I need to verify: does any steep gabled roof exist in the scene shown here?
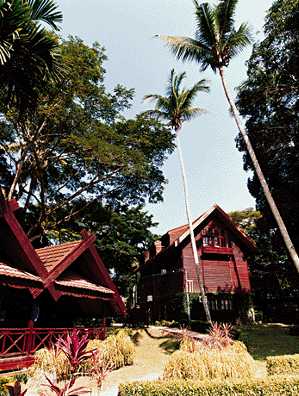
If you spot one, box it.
[36,241,82,272]
[175,204,255,251]
[0,199,126,316]
[149,204,255,263]
[0,261,42,287]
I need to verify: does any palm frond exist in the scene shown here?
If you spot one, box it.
[173,71,186,95]
[182,107,207,122]
[143,94,163,102]
[193,1,217,48]
[223,23,252,62]
[0,0,30,64]
[141,109,169,122]
[182,79,210,109]
[144,69,209,131]
[165,68,175,97]
[215,0,238,36]
[160,35,211,70]
[27,0,62,30]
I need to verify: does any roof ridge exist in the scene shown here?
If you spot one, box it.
[35,240,81,251]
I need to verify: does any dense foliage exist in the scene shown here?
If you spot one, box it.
[267,354,299,376]
[236,0,299,265]
[230,209,299,322]
[0,0,63,109]
[0,37,175,293]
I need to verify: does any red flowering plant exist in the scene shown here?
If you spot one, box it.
[202,322,233,350]
[5,381,27,396]
[41,377,89,396]
[56,329,95,374]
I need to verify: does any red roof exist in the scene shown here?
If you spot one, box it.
[36,241,81,272]
[0,262,42,285]
[55,273,114,295]
[0,199,126,316]
[164,205,255,251]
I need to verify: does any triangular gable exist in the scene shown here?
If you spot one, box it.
[35,230,126,315]
[0,199,126,316]
[175,204,255,252]
[0,200,48,284]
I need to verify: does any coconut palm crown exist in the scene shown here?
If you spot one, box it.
[160,0,252,72]
[0,0,63,108]
[144,69,209,132]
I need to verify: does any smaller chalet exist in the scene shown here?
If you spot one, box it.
[134,205,255,323]
[0,199,125,370]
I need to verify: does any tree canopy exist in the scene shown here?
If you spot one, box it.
[236,0,299,259]
[0,37,175,293]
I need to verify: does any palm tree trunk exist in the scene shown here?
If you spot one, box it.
[176,132,212,323]
[219,67,299,274]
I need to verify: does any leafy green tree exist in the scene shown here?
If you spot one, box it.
[236,0,299,267]
[144,69,212,323]
[0,0,62,109]
[0,37,174,238]
[230,208,299,321]
[159,0,299,274]
[0,37,174,292]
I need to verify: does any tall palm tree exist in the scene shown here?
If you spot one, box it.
[159,0,299,274]
[144,69,212,323]
[0,0,63,109]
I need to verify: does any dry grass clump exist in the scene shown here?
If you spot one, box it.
[100,329,135,369]
[163,343,255,381]
[163,323,255,382]
[29,347,71,381]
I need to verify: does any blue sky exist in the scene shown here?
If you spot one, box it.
[57,0,273,234]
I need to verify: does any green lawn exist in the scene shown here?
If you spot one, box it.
[239,324,299,360]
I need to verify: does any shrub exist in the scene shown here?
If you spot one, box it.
[101,329,135,369]
[118,376,299,396]
[0,377,11,396]
[163,342,254,381]
[267,354,299,376]
[29,347,71,381]
[0,374,29,396]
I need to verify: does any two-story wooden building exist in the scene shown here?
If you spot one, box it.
[135,205,255,322]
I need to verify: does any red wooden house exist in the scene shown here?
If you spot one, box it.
[0,199,125,370]
[135,205,254,323]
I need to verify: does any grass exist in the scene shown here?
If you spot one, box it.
[239,324,299,361]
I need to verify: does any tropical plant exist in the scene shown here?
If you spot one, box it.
[89,349,113,389]
[41,376,89,396]
[56,329,94,374]
[5,381,27,396]
[202,322,233,349]
[144,69,211,323]
[0,0,62,108]
[159,0,299,274]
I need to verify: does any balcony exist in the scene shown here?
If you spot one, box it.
[200,245,233,255]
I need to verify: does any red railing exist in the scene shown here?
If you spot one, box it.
[0,326,106,357]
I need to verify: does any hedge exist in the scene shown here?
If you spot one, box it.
[267,354,299,376]
[118,376,299,396]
